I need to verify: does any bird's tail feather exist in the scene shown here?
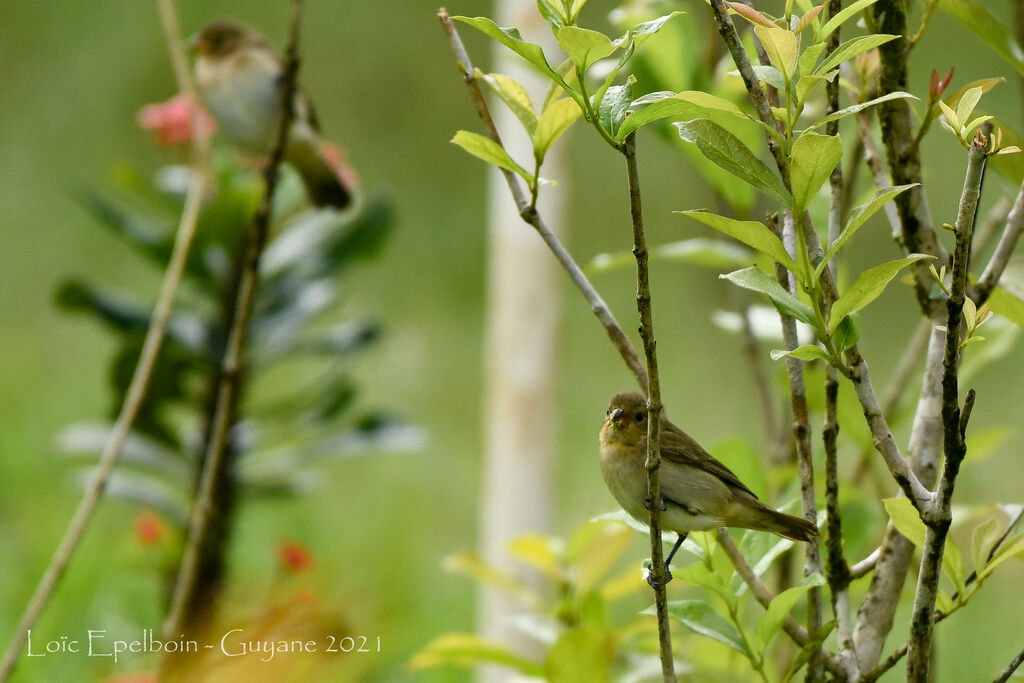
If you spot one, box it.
[286,140,351,209]
[730,500,819,542]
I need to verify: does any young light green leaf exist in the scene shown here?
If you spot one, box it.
[828,254,934,332]
[804,92,917,131]
[816,184,918,279]
[935,590,954,615]
[790,132,842,211]
[616,91,745,140]
[978,535,1024,581]
[815,34,898,76]
[883,497,964,590]
[569,0,589,21]
[409,633,544,674]
[557,26,616,72]
[939,0,1024,78]
[721,267,817,327]
[677,210,798,273]
[482,72,537,134]
[755,573,825,651]
[987,286,1024,327]
[452,130,533,183]
[537,0,567,28]
[754,25,799,80]
[798,43,826,80]
[832,311,861,351]
[956,86,984,127]
[659,600,751,657]
[971,517,1000,575]
[770,345,831,362]
[738,65,787,92]
[676,119,792,205]
[455,17,562,83]
[544,627,610,682]
[534,100,582,158]
[598,76,633,139]
[782,620,837,683]
[818,0,881,39]
[938,99,961,131]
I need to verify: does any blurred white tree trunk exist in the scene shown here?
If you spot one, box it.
[477,1,566,680]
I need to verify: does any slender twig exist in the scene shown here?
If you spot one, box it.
[623,132,675,683]
[438,9,648,391]
[871,0,950,316]
[975,178,1024,302]
[907,0,939,48]
[708,0,934,514]
[971,195,1013,260]
[717,530,846,678]
[0,2,210,680]
[906,133,987,682]
[769,214,823,679]
[864,508,1024,680]
[994,644,1024,682]
[161,0,305,645]
[849,548,880,579]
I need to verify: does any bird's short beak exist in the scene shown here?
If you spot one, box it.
[610,408,624,423]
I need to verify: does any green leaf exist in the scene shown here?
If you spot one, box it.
[455,17,563,83]
[755,573,825,652]
[798,43,826,80]
[537,1,567,29]
[804,92,917,131]
[818,0,882,40]
[978,535,1024,581]
[676,119,791,205]
[616,91,744,140]
[660,600,751,657]
[828,254,933,333]
[754,25,799,80]
[482,72,537,134]
[677,559,735,607]
[588,238,753,274]
[557,26,616,72]
[988,286,1024,327]
[451,131,533,183]
[832,311,861,352]
[790,132,842,211]
[507,534,563,580]
[721,267,817,327]
[545,626,610,683]
[817,184,918,279]
[882,497,964,590]
[409,633,543,674]
[534,97,583,159]
[677,210,797,273]
[782,620,837,683]
[738,65,787,92]
[939,0,1024,77]
[569,0,589,21]
[971,516,1000,574]
[957,86,984,127]
[814,34,899,76]
[770,344,830,362]
[599,76,634,138]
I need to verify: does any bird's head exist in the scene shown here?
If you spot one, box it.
[189,19,259,59]
[601,391,649,446]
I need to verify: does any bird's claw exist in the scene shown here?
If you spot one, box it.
[644,496,667,512]
[646,561,673,587]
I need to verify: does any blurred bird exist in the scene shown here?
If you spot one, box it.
[599,391,818,585]
[190,19,351,209]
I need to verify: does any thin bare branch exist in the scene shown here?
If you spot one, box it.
[0,1,210,679]
[161,0,305,647]
[994,645,1024,683]
[849,548,880,579]
[975,178,1024,303]
[906,133,988,682]
[438,8,648,391]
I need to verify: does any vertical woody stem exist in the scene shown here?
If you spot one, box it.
[624,132,675,683]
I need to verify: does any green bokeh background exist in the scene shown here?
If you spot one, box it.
[1,0,1022,680]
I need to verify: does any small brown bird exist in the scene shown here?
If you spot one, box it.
[190,19,351,209]
[600,391,818,584]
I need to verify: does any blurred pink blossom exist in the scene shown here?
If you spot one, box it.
[278,540,313,573]
[137,94,215,147]
[322,142,359,192]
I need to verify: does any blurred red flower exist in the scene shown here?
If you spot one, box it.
[278,541,313,573]
[134,510,166,547]
[137,93,215,147]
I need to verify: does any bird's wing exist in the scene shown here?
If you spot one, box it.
[659,422,759,499]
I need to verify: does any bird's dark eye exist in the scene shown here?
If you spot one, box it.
[636,412,644,422]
